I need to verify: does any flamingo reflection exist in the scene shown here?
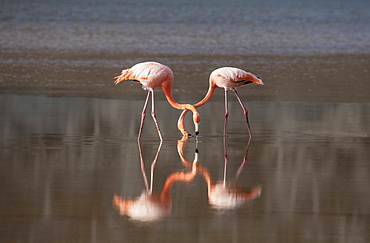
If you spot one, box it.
[113,141,198,222]
[177,137,261,209]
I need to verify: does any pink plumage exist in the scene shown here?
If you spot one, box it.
[210,67,263,89]
[114,61,200,140]
[178,66,263,137]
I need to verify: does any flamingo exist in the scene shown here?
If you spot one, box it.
[112,164,198,222]
[113,140,198,222]
[177,67,263,137]
[177,138,261,209]
[114,61,200,141]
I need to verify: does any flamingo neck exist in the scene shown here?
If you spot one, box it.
[160,171,196,204]
[198,166,215,189]
[162,83,182,109]
[194,83,217,108]
[162,82,200,123]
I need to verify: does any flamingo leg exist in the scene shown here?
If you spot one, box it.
[138,90,151,141]
[149,140,163,194]
[223,133,228,187]
[150,89,163,141]
[232,88,252,138]
[137,139,150,192]
[223,88,229,136]
[234,136,251,183]
[138,139,163,194]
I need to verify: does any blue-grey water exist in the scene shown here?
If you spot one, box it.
[1,0,370,242]
[1,0,370,55]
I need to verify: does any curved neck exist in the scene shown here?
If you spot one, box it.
[162,82,190,110]
[194,82,217,108]
[161,81,181,107]
[162,82,200,123]
[197,166,215,196]
[160,171,196,203]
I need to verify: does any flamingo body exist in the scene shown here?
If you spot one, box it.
[115,62,172,89]
[209,183,262,209]
[210,67,263,89]
[113,192,171,222]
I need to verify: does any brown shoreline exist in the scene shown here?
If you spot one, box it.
[1,49,369,103]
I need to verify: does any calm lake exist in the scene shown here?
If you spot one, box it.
[1,0,370,242]
[0,95,369,242]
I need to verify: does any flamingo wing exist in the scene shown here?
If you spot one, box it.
[211,67,263,88]
[114,62,173,89]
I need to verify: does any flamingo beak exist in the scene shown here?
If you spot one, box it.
[193,149,199,163]
[195,122,199,135]
[193,110,200,135]
[255,76,264,85]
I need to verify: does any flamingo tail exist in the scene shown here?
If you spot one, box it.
[114,69,135,85]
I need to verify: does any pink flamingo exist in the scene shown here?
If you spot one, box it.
[178,67,263,137]
[113,141,198,222]
[114,61,200,140]
[112,164,198,222]
[177,138,261,209]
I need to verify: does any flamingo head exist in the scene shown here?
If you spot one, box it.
[244,73,264,85]
[193,111,200,135]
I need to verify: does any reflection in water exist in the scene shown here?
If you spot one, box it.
[1,95,369,241]
[178,137,261,209]
[113,141,198,222]
[113,135,261,221]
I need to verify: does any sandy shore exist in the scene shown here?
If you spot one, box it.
[1,49,369,103]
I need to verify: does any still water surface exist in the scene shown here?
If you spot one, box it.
[0,95,369,242]
[1,0,370,241]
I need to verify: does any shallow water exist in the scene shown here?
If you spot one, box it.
[1,0,370,242]
[0,95,369,242]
